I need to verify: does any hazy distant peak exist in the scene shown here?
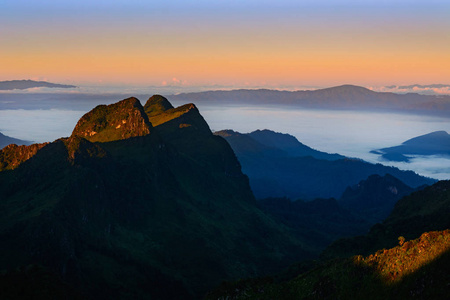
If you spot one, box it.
[144,94,174,117]
[0,79,77,90]
[403,130,449,145]
[315,84,375,95]
[374,130,450,162]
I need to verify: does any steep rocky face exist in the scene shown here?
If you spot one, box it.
[71,97,152,142]
[0,143,48,171]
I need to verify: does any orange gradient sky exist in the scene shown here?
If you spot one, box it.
[1,0,450,88]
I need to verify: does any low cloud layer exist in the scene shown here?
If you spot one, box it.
[371,84,450,95]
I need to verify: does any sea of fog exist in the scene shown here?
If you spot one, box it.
[0,95,449,180]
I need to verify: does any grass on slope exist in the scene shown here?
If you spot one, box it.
[206,230,450,300]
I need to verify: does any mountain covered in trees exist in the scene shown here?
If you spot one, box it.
[0,96,311,299]
[215,129,434,200]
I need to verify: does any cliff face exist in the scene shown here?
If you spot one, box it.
[71,97,152,143]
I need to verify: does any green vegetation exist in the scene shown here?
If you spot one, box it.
[71,97,152,143]
[206,230,450,300]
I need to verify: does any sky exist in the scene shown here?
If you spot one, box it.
[1,0,450,90]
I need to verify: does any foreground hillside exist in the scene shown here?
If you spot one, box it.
[324,180,450,259]
[206,230,450,300]
[0,96,310,299]
[207,180,450,299]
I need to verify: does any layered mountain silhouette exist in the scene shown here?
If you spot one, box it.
[0,80,76,90]
[171,85,450,117]
[372,131,450,162]
[0,131,32,149]
[0,96,311,299]
[256,173,419,255]
[215,129,435,199]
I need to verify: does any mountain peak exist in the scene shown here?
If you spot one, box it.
[317,84,375,95]
[214,129,242,137]
[144,95,174,117]
[71,97,152,143]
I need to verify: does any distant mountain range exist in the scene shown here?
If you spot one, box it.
[0,80,77,90]
[372,131,450,162]
[0,131,32,149]
[171,85,450,118]
[215,129,435,200]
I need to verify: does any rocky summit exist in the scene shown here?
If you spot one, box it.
[71,97,152,143]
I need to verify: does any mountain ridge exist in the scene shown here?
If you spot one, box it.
[170,85,450,118]
[0,131,32,149]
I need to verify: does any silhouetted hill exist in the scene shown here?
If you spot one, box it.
[216,129,435,199]
[339,174,415,223]
[0,80,77,90]
[0,96,311,299]
[373,131,450,162]
[0,131,32,149]
[171,85,450,117]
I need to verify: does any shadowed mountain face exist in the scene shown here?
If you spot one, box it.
[339,174,415,223]
[372,131,450,162]
[0,132,32,149]
[215,129,435,200]
[0,96,311,299]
